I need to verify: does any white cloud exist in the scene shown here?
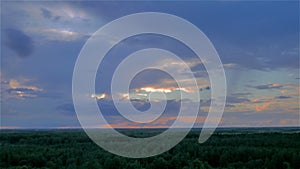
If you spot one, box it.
[2,1,102,42]
[223,63,237,68]
[37,28,89,41]
[90,93,106,100]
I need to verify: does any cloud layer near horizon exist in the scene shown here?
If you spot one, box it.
[1,1,299,129]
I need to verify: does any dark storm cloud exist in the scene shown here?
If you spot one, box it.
[4,28,34,57]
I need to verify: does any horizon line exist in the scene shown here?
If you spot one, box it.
[1,126,299,130]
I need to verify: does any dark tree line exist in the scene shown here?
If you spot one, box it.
[1,129,300,169]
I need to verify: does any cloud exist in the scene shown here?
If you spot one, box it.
[130,99,151,111]
[275,95,292,99]
[8,79,41,91]
[226,95,250,103]
[0,80,9,85]
[38,28,89,41]
[40,8,52,19]
[4,28,34,57]
[2,2,96,42]
[223,63,238,68]
[0,126,21,129]
[2,1,299,128]
[279,119,299,126]
[6,88,40,99]
[80,109,300,128]
[2,79,43,100]
[97,98,181,117]
[40,8,61,22]
[199,86,210,91]
[225,104,235,108]
[90,93,106,100]
[219,111,300,127]
[40,7,61,22]
[250,95,299,113]
[138,86,195,94]
[96,113,221,129]
[255,101,275,112]
[248,83,283,90]
[118,85,202,102]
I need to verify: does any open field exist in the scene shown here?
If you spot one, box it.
[1,127,300,169]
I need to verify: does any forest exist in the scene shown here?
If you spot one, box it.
[1,128,300,169]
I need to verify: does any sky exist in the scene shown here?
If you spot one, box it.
[1,1,299,129]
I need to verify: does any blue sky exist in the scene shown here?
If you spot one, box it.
[1,1,299,128]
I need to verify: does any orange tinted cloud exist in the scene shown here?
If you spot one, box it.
[9,79,42,92]
[99,116,177,129]
[255,101,275,112]
[56,126,81,129]
[2,79,43,100]
[100,123,170,129]
[0,126,20,129]
[279,119,299,126]
[137,86,193,93]
[152,116,176,125]
[161,78,210,91]
[272,83,281,88]
[280,89,288,94]
[98,115,215,128]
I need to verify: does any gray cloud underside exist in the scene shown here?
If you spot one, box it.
[4,28,34,58]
